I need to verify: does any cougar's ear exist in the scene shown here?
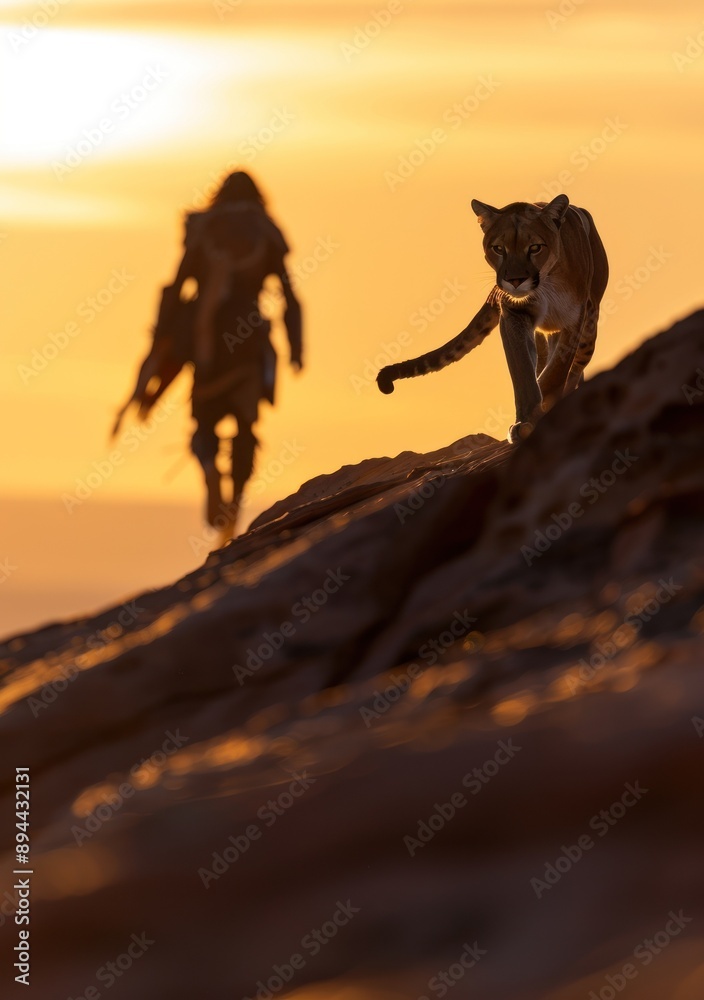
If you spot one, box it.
[541,194,570,228]
[471,199,500,232]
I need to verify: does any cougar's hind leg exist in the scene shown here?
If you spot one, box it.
[566,302,598,393]
[537,306,588,410]
[534,332,560,378]
[535,332,549,378]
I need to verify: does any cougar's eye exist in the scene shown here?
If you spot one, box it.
[529,243,545,255]
[491,245,505,255]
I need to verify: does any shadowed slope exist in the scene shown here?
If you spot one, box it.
[1,310,703,999]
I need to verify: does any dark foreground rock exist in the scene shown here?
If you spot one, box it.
[1,309,704,999]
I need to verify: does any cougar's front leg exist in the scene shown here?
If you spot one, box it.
[499,308,542,443]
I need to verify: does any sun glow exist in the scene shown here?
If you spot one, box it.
[1,1,702,632]
[0,27,288,168]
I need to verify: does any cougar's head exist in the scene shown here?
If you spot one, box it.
[471,194,570,300]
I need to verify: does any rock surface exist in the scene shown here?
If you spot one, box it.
[1,309,704,999]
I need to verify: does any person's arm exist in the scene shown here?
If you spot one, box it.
[275,258,303,371]
[156,246,198,337]
[111,337,170,438]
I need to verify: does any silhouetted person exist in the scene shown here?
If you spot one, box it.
[114,171,303,539]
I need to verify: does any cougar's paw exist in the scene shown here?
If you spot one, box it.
[508,421,535,444]
[376,367,396,394]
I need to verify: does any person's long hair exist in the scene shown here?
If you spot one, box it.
[208,170,266,210]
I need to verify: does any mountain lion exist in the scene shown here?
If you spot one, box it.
[377,194,608,442]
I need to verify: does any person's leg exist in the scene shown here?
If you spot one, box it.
[191,407,223,527]
[232,421,259,498]
[229,365,264,521]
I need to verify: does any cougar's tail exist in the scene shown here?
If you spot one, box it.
[377,293,500,394]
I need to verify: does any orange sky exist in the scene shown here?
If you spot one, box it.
[1,0,703,632]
